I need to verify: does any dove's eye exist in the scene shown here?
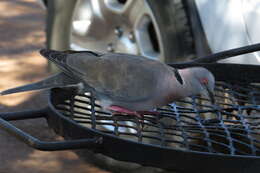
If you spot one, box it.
[173,69,183,85]
[200,78,209,85]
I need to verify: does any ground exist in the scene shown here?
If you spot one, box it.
[0,0,109,172]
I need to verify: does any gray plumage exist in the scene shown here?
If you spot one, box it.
[0,49,215,111]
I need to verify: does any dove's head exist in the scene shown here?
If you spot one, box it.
[180,67,215,104]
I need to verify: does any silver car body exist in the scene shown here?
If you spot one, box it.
[195,0,260,64]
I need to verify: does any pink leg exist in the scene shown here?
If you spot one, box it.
[107,106,160,129]
[108,105,142,118]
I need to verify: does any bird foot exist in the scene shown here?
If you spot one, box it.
[108,105,147,129]
[108,106,161,129]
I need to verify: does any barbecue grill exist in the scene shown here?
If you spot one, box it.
[1,44,260,173]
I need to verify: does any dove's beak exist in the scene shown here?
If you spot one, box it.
[203,84,215,104]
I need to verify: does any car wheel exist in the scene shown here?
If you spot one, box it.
[46,0,195,63]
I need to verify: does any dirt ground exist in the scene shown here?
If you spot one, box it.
[0,0,110,172]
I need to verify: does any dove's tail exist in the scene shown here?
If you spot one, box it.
[0,73,77,96]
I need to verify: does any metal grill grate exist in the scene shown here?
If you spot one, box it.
[54,80,260,156]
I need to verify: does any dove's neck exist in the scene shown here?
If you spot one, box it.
[178,68,203,95]
[169,68,202,97]
[178,69,190,85]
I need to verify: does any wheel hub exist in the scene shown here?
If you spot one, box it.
[70,0,163,60]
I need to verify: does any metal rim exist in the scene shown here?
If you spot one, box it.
[44,63,260,172]
[70,0,164,61]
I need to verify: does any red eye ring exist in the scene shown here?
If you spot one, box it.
[200,78,208,85]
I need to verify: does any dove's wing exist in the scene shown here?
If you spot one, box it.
[40,50,172,102]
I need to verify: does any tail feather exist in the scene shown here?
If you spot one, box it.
[0,82,49,95]
[0,73,77,96]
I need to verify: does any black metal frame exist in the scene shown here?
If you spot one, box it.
[1,43,260,172]
[0,108,102,151]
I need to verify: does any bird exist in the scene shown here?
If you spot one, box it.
[0,49,215,117]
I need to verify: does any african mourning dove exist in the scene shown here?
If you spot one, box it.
[1,49,215,115]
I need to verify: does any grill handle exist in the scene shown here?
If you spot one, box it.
[0,108,102,151]
[182,42,260,64]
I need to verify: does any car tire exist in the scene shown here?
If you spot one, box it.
[146,0,195,62]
